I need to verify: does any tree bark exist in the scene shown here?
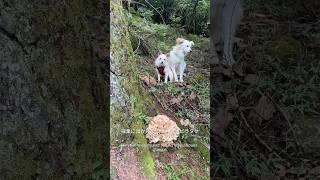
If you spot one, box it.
[110,1,156,178]
[0,0,108,178]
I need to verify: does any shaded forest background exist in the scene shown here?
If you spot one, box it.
[125,0,210,36]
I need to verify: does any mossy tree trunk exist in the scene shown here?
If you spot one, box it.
[110,0,155,179]
[0,0,108,178]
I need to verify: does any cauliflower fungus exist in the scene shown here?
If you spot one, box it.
[146,115,180,147]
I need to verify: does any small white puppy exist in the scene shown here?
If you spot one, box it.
[168,38,194,82]
[154,54,174,83]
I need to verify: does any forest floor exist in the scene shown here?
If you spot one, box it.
[213,1,320,179]
[110,55,210,179]
[138,54,210,179]
[110,56,210,179]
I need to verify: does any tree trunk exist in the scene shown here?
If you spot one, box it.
[0,0,108,179]
[110,1,156,179]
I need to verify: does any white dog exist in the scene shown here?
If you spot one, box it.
[168,38,194,82]
[154,54,174,83]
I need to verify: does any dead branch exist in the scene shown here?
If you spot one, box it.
[239,111,284,161]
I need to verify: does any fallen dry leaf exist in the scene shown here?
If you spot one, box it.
[170,97,183,105]
[140,75,157,86]
[180,119,191,126]
[213,108,233,136]
[249,95,276,122]
[189,91,197,100]
[233,63,244,77]
[226,95,239,109]
[275,164,287,177]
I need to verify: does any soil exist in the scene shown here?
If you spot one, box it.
[111,146,167,180]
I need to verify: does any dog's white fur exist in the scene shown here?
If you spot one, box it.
[168,38,194,82]
[154,54,174,83]
[210,0,243,66]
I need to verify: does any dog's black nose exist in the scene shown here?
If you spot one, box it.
[190,50,192,52]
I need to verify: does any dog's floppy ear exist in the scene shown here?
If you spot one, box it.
[176,38,184,45]
[165,53,170,58]
[191,41,194,46]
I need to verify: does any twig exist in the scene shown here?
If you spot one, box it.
[186,100,199,112]
[265,93,303,152]
[135,34,156,59]
[143,0,166,24]
[123,0,165,24]
[133,37,141,54]
[239,111,284,161]
[148,86,167,110]
[125,0,147,7]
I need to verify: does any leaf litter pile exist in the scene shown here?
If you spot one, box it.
[212,1,320,179]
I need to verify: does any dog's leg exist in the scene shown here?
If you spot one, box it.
[221,0,243,66]
[155,68,161,82]
[179,61,186,82]
[164,72,168,83]
[169,73,173,82]
[172,65,179,82]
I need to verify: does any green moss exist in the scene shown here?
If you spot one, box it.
[132,120,156,179]
[110,0,137,143]
[192,139,210,161]
[111,1,156,179]
[163,164,179,180]
[131,93,156,179]
[110,104,131,145]
[191,72,207,84]
[29,0,108,178]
